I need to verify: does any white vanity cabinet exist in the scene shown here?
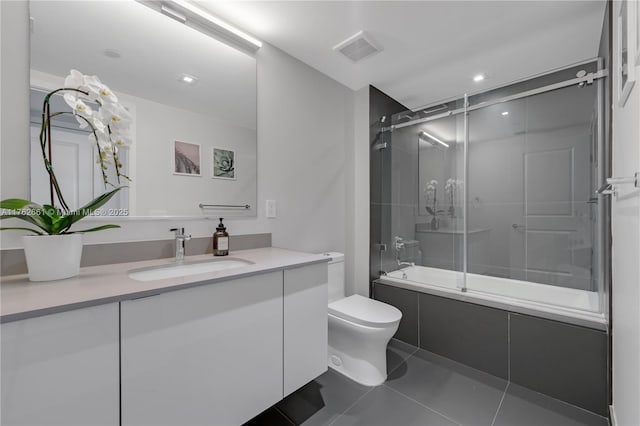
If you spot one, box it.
[120,271,284,426]
[0,251,329,426]
[0,303,120,426]
[284,263,329,396]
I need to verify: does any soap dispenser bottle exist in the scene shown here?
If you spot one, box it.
[213,218,229,256]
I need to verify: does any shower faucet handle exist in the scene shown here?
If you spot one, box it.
[393,236,405,250]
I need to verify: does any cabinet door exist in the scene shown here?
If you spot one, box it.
[1,304,119,426]
[284,263,328,396]
[121,272,283,426]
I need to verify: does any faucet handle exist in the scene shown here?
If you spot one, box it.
[393,236,405,250]
[170,227,186,237]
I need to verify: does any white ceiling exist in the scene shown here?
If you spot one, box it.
[202,0,606,109]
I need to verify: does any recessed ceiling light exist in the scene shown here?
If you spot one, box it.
[501,111,509,116]
[103,49,121,59]
[178,73,197,84]
[473,74,485,82]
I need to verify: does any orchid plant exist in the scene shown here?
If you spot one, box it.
[424,180,438,216]
[444,178,462,217]
[0,70,133,235]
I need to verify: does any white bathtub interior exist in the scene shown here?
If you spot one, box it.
[381,266,605,330]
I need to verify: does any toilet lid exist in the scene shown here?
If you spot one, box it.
[329,295,402,328]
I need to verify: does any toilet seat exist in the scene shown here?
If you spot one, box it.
[329,295,402,328]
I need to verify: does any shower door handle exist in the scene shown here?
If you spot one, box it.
[596,172,639,195]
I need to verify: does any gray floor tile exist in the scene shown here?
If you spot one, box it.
[387,338,420,375]
[331,386,458,426]
[276,369,372,426]
[243,406,294,426]
[493,384,609,426]
[386,349,507,426]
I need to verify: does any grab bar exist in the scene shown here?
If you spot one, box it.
[199,203,250,209]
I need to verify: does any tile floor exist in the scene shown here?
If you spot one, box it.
[244,339,609,426]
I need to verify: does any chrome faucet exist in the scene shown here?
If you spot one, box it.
[170,227,191,262]
[397,260,414,268]
[394,236,413,279]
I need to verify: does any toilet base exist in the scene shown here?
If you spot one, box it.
[327,350,387,386]
[327,314,399,387]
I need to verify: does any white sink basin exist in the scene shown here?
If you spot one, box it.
[128,258,254,282]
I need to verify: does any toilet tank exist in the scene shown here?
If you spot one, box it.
[322,252,345,303]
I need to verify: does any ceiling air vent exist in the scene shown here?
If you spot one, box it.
[333,31,381,62]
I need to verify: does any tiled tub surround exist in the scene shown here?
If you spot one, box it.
[373,283,608,417]
[0,246,321,323]
[0,232,272,276]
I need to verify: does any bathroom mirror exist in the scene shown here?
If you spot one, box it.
[28,0,257,217]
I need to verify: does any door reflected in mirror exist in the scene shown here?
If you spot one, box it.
[29,0,257,217]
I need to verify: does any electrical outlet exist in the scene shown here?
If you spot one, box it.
[266,200,276,218]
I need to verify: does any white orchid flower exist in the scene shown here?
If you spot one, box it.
[91,115,107,133]
[99,102,132,127]
[64,69,86,90]
[429,179,438,185]
[63,93,92,116]
[85,75,119,104]
[111,133,132,148]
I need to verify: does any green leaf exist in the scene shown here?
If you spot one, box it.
[42,204,61,220]
[1,198,53,233]
[425,206,435,215]
[42,204,69,234]
[66,224,121,233]
[60,187,126,232]
[1,213,53,234]
[0,227,43,235]
[0,198,43,211]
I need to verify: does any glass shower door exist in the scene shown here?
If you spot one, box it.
[467,82,599,297]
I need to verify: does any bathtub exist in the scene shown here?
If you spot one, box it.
[377,265,607,330]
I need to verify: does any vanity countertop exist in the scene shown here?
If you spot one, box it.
[0,247,329,323]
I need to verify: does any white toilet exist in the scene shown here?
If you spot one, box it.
[324,252,402,386]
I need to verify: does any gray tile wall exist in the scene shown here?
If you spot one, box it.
[373,284,419,346]
[1,233,271,276]
[369,86,410,284]
[419,292,508,379]
[373,282,608,416]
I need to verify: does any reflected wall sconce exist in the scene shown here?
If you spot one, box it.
[419,131,449,148]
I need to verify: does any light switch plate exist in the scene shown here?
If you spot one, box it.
[266,200,276,218]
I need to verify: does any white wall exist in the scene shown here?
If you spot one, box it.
[0,1,30,203]
[347,87,369,296]
[610,1,640,423]
[0,2,352,257]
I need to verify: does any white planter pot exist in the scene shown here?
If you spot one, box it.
[23,234,83,281]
